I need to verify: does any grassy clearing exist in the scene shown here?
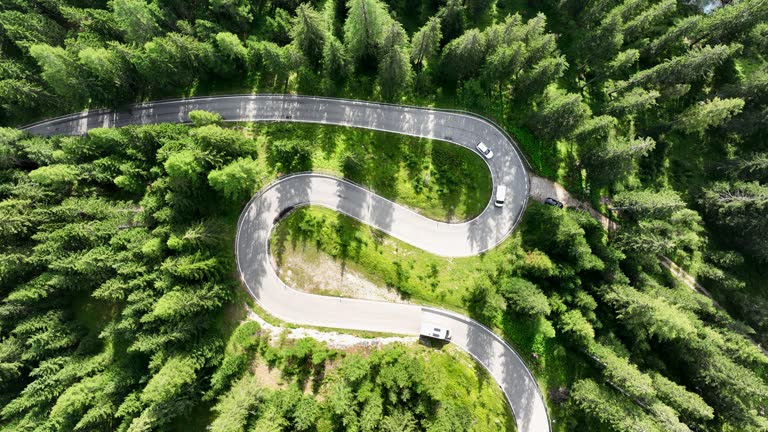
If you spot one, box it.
[252,122,492,221]
[271,206,514,311]
[271,206,590,430]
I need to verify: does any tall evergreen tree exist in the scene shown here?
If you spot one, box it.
[439,29,486,84]
[291,3,328,68]
[343,0,391,69]
[410,16,442,71]
[377,22,412,100]
[110,0,163,44]
[675,97,745,136]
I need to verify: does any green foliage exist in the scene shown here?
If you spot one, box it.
[676,97,745,136]
[266,138,312,172]
[189,110,224,127]
[530,87,591,140]
[291,3,328,68]
[603,284,698,342]
[1,0,768,430]
[110,0,162,44]
[28,45,86,106]
[701,181,768,262]
[558,309,594,345]
[438,0,466,43]
[572,379,665,432]
[208,157,262,201]
[209,374,264,432]
[650,372,714,424]
[410,17,442,70]
[207,322,263,400]
[607,87,660,117]
[522,204,603,272]
[465,281,505,323]
[612,189,686,218]
[191,124,257,159]
[164,149,204,179]
[377,22,413,100]
[135,33,214,92]
[343,0,392,68]
[322,36,350,83]
[614,44,741,92]
[589,343,655,402]
[204,337,512,431]
[440,29,486,83]
[140,356,199,406]
[28,164,79,188]
[499,277,550,316]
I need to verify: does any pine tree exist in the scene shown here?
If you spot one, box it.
[529,88,591,140]
[689,0,768,46]
[291,3,328,68]
[78,46,134,105]
[571,379,665,432]
[343,0,391,68]
[675,97,745,136]
[110,0,163,44]
[615,44,741,92]
[322,35,350,83]
[0,78,47,111]
[438,0,466,43]
[440,29,487,83]
[622,0,676,42]
[208,157,262,201]
[701,181,768,262]
[209,374,264,432]
[29,45,88,105]
[607,87,660,116]
[650,372,714,424]
[377,23,412,100]
[410,17,442,71]
[134,34,215,92]
[611,189,687,218]
[729,153,768,182]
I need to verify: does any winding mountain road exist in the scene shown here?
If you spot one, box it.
[22,95,550,432]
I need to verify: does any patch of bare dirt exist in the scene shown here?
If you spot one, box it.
[275,247,408,304]
[250,361,285,390]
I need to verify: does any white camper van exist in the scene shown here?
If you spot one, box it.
[495,185,507,207]
[420,322,452,341]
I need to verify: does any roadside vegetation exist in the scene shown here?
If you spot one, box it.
[1,0,767,430]
[197,321,515,431]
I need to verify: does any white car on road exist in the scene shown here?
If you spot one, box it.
[476,142,493,159]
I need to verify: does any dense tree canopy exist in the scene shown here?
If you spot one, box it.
[0,0,767,430]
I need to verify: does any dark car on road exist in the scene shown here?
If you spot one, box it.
[544,197,564,208]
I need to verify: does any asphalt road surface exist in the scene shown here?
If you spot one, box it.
[22,94,550,432]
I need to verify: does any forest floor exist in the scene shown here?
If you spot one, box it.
[272,242,409,303]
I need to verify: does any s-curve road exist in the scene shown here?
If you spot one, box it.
[22,95,550,432]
